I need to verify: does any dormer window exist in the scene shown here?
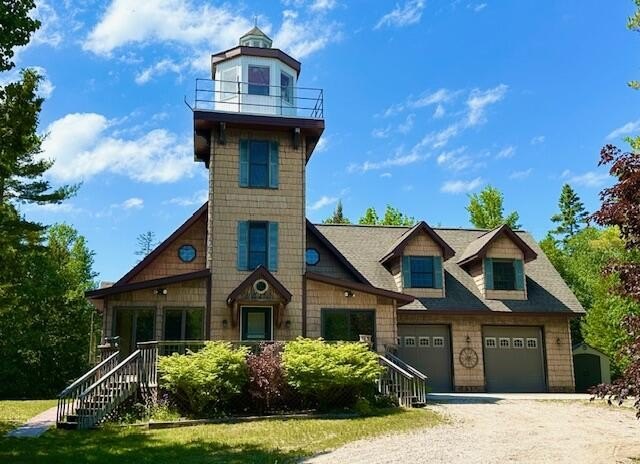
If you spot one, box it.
[248,65,270,96]
[402,256,443,289]
[485,258,524,291]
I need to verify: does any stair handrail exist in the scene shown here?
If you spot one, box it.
[379,354,415,380]
[383,351,428,381]
[77,350,142,429]
[56,351,120,426]
[378,354,428,407]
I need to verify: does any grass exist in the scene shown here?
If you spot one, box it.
[0,400,58,435]
[0,407,443,464]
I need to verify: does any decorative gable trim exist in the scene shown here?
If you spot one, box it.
[306,220,370,285]
[115,203,208,285]
[457,224,537,267]
[379,221,456,265]
[226,265,292,305]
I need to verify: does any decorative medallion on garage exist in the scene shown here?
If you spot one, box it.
[226,265,292,329]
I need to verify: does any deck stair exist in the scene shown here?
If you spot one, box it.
[57,350,146,429]
[378,352,428,407]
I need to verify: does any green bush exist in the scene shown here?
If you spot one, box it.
[158,342,248,416]
[282,338,384,409]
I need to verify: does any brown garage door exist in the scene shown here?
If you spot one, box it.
[482,326,546,392]
[397,324,453,392]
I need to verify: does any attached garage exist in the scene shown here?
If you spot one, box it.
[397,324,453,392]
[482,326,546,392]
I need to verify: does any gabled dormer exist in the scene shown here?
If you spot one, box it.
[457,224,537,300]
[380,222,455,298]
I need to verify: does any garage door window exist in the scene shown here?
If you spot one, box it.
[322,309,375,343]
[512,338,524,349]
[499,337,510,349]
[418,336,430,347]
[433,336,445,348]
[526,338,538,349]
[404,336,416,347]
[484,337,497,348]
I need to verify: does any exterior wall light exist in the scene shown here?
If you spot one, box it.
[344,290,355,298]
[285,320,291,329]
[154,288,167,295]
[222,319,229,329]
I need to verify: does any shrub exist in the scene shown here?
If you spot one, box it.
[246,342,289,413]
[283,338,384,409]
[158,342,248,416]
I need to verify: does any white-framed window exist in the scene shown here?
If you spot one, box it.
[221,67,238,100]
[418,336,430,348]
[512,338,524,349]
[526,338,538,349]
[280,71,293,104]
[433,336,445,348]
[248,65,270,96]
[499,337,511,349]
[404,336,416,347]
[484,337,497,349]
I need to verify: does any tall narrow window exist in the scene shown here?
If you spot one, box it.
[492,259,517,290]
[410,256,434,288]
[280,71,293,104]
[248,65,270,96]
[239,140,278,189]
[248,222,268,269]
[220,67,238,100]
[248,141,269,187]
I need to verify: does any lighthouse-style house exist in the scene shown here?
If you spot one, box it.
[57,26,585,429]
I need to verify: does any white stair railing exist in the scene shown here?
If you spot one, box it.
[378,354,428,407]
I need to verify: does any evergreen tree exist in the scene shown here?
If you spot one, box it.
[0,0,40,72]
[550,184,588,241]
[466,185,521,229]
[135,231,158,259]
[322,200,350,224]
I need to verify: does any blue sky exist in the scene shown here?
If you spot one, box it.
[7,0,639,281]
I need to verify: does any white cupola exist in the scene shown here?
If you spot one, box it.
[239,26,273,49]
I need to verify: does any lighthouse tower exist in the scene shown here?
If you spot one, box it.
[192,27,324,341]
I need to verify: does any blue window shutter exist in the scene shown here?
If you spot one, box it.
[514,259,525,290]
[268,222,279,271]
[237,221,249,270]
[484,257,494,290]
[402,256,411,289]
[269,141,279,188]
[433,256,443,289]
[239,140,249,187]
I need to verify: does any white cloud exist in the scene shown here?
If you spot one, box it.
[349,148,426,172]
[436,147,476,172]
[433,104,446,119]
[561,170,610,188]
[273,10,340,60]
[509,168,533,180]
[380,172,392,178]
[470,3,487,12]
[165,189,209,207]
[530,135,545,145]
[135,59,185,84]
[440,177,484,194]
[40,112,195,183]
[375,0,425,29]
[410,89,453,108]
[466,84,508,126]
[83,0,252,55]
[310,0,338,11]
[496,145,516,159]
[309,195,338,210]
[421,123,461,149]
[372,126,392,138]
[381,102,405,118]
[122,197,144,209]
[606,120,640,140]
[315,136,329,153]
[398,114,415,134]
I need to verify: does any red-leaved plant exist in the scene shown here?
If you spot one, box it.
[246,342,288,413]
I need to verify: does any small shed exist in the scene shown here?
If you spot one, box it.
[572,342,611,392]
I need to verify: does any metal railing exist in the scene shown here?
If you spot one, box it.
[56,351,120,427]
[378,354,428,408]
[194,78,324,119]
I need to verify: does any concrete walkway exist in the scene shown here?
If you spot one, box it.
[6,406,58,438]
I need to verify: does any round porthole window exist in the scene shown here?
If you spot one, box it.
[253,279,269,294]
[305,248,320,266]
[178,244,197,263]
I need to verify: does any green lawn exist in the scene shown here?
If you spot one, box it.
[0,400,58,435]
[0,407,443,464]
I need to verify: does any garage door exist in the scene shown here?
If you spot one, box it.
[483,326,546,392]
[397,324,453,392]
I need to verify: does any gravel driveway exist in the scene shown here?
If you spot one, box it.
[305,399,640,464]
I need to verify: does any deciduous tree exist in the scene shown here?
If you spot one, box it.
[466,185,520,229]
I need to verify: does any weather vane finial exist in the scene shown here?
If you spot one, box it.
[254,15,258,27]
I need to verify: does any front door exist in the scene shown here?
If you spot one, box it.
[241,306,272,341]
[574,353,602,393]
[114,307,155,354]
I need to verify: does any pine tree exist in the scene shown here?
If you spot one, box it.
[322,200,351,224]
[135,231,158,258]
[550,184,588,241]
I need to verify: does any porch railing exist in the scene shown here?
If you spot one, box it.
[378,354,428,408]
[56,351,120,427]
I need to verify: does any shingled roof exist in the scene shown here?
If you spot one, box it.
[457,224,537,266]
[314,223,584,315]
